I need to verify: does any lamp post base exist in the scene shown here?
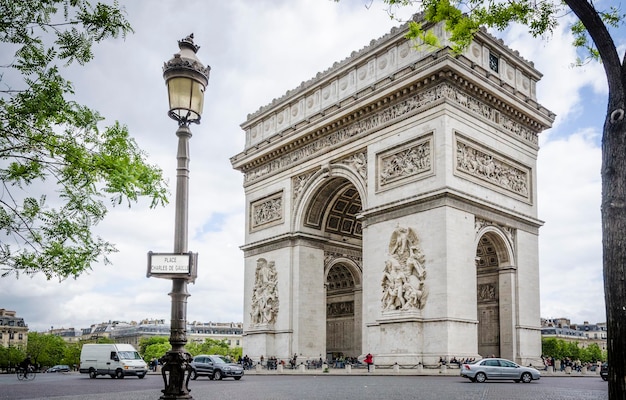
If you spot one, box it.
[159,350,194,400]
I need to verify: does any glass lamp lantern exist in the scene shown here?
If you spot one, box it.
[163,34,210,125]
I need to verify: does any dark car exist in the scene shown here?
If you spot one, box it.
[47,364,70,373]
[600,363,608,381]
[190,355,244,380]
[460,358,540,383]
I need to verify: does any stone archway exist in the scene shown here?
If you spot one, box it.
[325,261,362,360]
[233,16,549,365]
[304,176,363,361]
[475,235,501,357]
[475,228,516,359]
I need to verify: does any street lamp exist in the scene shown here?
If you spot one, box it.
[158,34,210,400]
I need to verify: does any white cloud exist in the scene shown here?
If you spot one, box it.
[537,128,603,323]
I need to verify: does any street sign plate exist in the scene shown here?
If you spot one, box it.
[147,252,198,282]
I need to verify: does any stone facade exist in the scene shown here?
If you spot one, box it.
[0,309,28,349]
[231,15,554,366]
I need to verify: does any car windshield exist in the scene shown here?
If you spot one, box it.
[118,351,142,360]
[212,356,228,364]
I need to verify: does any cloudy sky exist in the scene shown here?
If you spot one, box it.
[0,0,618,332]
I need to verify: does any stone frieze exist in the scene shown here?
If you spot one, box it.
[250,192,283,231]
[244,82,538,185]
[377,136,432,189]
[456,139,530,200]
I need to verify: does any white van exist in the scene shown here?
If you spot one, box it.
[79,344,148,379]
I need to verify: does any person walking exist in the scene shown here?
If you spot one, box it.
[364,353,373,372]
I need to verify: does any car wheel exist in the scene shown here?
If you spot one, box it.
[475,372,487,383]
[115,369,124,379]
[213,370,223,380]
[234,376,242,381]
[601,375,608,382]
[190,370,198,380]
[89,369,97,379]
[521,372,532,383]
[138,374,145,379]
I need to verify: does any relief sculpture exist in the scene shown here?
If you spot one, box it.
[244,82,538,184]
[379,141,431,186]
[251,193,282,229]
[456,141,529,197]
[250,258,279,325]
[341,151,367,180]
[381,226,428,311]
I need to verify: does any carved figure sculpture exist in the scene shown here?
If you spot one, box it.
[250,258,279,325]
[381,226,428,311]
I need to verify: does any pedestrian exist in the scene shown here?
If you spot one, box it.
[364,353,373,372]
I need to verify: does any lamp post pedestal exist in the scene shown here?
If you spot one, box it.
[159,279,192,400]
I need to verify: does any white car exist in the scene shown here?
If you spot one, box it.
[460,358,541,383]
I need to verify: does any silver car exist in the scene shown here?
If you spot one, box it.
[460,358,541,383]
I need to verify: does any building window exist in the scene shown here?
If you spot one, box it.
[18,334,23,340]
[489,52,499,73]
[236,340,240,346]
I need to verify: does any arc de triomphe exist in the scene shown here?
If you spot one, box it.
[231,16,554,366]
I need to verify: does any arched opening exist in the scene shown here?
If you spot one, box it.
[304,177,362,239]
[475,235,501,358]
[325,262,361,362]
[304,177,363,363]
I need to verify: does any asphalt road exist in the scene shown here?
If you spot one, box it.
[0,372,608,400]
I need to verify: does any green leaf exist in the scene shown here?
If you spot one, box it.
[0,1,166,281]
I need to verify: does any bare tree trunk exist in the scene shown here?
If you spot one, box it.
[601,84,626,400]
[563,1,626,399]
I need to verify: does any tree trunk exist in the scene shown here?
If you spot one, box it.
[563,1,626,399]
[601,79,626,400]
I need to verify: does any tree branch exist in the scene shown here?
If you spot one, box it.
[564,0,623,104]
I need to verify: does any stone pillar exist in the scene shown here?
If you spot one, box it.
[498,266,517,361]
[277,364,283,373]
[298,364,306,373]
[393,363,400,373]
[345,364,352,374]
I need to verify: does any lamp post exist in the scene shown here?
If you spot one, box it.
[158,34,210,400]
